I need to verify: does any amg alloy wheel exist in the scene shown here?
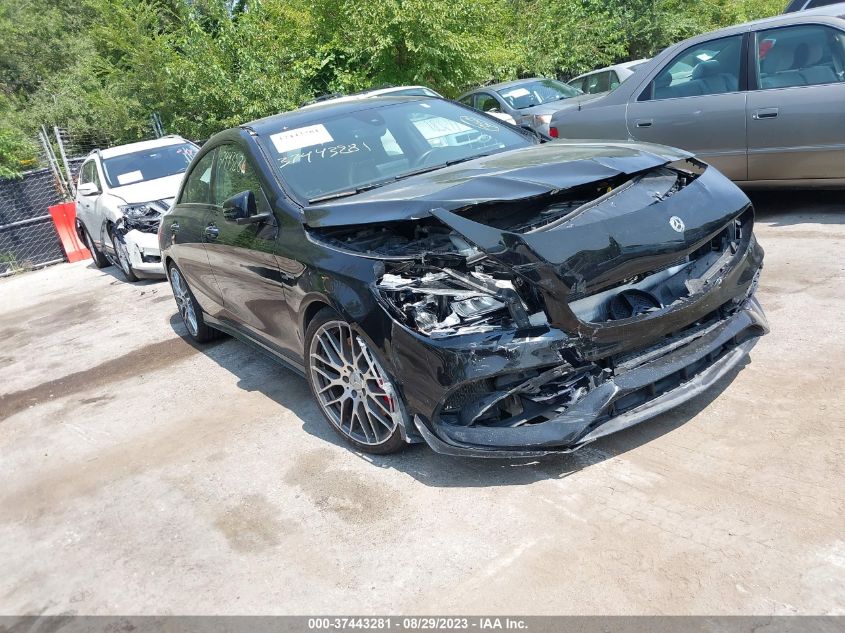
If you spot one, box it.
[307,312,405,453]
[169,264,218,343]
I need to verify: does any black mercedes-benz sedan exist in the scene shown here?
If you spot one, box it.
[159,96,768,457]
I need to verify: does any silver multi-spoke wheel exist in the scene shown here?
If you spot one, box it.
[309,320,400,446]
[170,267,198,336]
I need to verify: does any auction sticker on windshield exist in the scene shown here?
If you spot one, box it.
[117,170,143,185]
[271,124,335,153]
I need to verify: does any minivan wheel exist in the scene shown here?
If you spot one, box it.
[169,263,218,343]
[306,308,406,454]
[83,228,109,268]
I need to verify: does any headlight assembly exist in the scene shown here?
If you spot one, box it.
[376,266,531,337]
[118,200,168,233]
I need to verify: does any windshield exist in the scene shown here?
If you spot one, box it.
[264,99,532,203]
[102,142,198,188]
[497,79,582,109]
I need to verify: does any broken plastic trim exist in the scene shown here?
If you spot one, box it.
[375,265,533,338]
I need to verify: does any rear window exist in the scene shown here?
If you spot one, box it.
[496,79,582,108]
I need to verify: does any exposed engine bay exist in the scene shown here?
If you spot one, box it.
[311,161,735,339]
[299,143,767,455]
[116,200,169,235]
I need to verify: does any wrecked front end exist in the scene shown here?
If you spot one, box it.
[113,201,168,276]
[308,153,768,456]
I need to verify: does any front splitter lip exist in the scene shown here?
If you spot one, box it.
[414,296,768,458]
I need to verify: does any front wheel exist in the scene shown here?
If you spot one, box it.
[111,230,139,282]
[169,263,219,343]
[306,309,407,454]
[83,227,109,268]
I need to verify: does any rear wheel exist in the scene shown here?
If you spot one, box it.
[305,308,406,454]
[169,263,218,343]
[111,229,139,282]
[83,227,109,268]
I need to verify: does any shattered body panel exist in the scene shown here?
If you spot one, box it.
[162,107,768,456]
[120,228,164,275]
[302,143,768,455]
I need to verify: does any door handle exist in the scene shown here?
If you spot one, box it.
[204,224,219,240]
[169,221,180,234]
[635,119,653,128]
[752,108,779,120]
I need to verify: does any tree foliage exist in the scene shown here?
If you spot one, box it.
[0,0,782,174]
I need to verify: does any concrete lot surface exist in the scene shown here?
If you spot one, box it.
[0,192,843,615]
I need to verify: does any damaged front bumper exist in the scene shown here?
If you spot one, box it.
[123,229,165,276]
[409,296,767,457]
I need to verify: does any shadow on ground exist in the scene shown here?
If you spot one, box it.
[170,314,750,489]
[748,190,844,226]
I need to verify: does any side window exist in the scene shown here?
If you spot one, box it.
[585,71,611,94]
[569,78,586,93]
[756,25,845,89]
[476,94,502,113]
[79,161,101,189]
[458,95,474,107]
[180,150,216,204]
[91,162,101,190]
[79,161,94,185]
[643,35,743,101]
[212,145,270,212]
[609,70,621,90]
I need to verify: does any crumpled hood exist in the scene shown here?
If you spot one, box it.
[107,173,184,206]
[303,141,691,228]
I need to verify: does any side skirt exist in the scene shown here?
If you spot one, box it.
[204,314,306,377]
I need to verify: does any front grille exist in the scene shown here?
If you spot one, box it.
[569,208,753,325]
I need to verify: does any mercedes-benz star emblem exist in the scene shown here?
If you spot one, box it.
[669,216,685,233]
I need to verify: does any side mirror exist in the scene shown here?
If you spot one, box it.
[77,182,99,196]
[222,190,271,225]
[223,190,256,222]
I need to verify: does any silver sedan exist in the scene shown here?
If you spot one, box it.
[549,4,845,187]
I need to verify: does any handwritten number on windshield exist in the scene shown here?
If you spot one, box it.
[279,142,372,168]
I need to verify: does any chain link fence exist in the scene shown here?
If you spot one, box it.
[0,125,156,277]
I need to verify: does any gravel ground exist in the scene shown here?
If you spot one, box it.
[0,191,843,615]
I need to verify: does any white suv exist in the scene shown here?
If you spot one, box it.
[75,136,198,281]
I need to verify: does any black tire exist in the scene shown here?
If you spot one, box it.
[168,263,219,343]
[305,307,406,454]
[110,229,139,282]
[83,227,110,268]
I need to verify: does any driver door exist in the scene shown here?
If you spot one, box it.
[626,34,749,180]
[203,143,290,347]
